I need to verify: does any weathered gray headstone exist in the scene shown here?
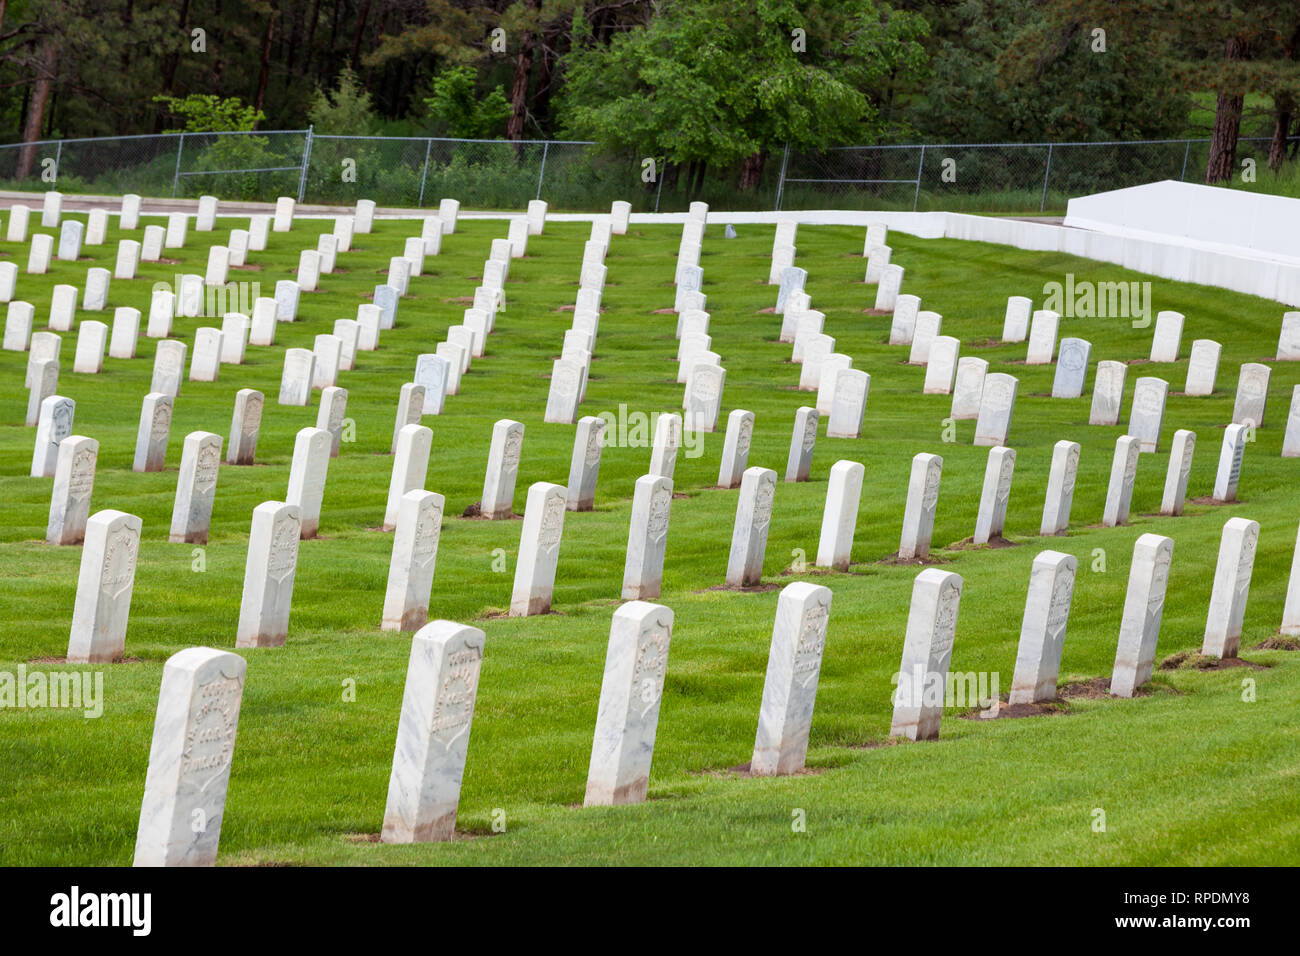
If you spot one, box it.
[385,424,432,531]
[26,357,58,426]
[923,336,960,394]
[481,420,524,519]
[873,264,903,312]
[973,446,1015,545]
[47,435,97,546]
[235,501,302,648]
[67,509,141,663]
[1052,337,1091,399]
[114,239,140,280]
[973,373,1018,446]
[274,279,300,322]
[381,491,445,633]
[169,431,223,544]
[227,389,263,465]
[379,619,483,843]
[1201,517,1258,659]
[684,362,725,433]
[566,416,605,511]
[815,460,864,570]
[1040,440,1081,535]
[1184,339,1221,396]
[1231,362,1270,427]
[1127,376,1168,452]
[146,289,174,339]
[132,647,246,867]
[908,311,941,364]
[278,347,314,405]
[392,383,425,454]
[622,474,673,600]
[1025,310,1059,364]
[950,357,987,420]
[1284,385,1300,457]
[890,569,963,740]
[413,354,449,415]
[1089,360,1127,425]
[72,320,107,373]
[32,395,74,477]
[1110,534,1174,697]
[1008,551,1077,704]
[133,392,173,472]
[649,412,682,480]
[316,386,348,458]
[718,409,754,489]
[751,582,833,775]
[1160,429,1195,516]
[584,601,674,806]
[899,453,942,560]
[286,427,331,538]
[1002,296,1032,342]
[1101,435,1141,527]
[1149,310,1184,362]
[510,482,567,616]
[4,300,33,352]
[1212,423,1248,502]
[189,327,223,382]
[726,467,777,587]
[785,406,818,482]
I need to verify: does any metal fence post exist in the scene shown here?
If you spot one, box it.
[417,138,433,207]
[296,125,314,204]
[653,159,665,213]
[536,141,550,200]
[1039,143,1054,212]
[171,133,185,197]
[912,145,926,211]
[774,143,790,211]
[1180,140,1191,181]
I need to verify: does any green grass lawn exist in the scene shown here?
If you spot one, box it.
[2,209,1299,866]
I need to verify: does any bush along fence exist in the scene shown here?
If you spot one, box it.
[0,128,1295,215]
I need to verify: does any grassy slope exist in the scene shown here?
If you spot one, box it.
[1,211,1299,866]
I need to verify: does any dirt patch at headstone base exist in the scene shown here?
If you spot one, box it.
[1257,635,1300,651]
[1158,650,1267,671]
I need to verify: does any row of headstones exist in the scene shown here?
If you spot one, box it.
[899,511,1284,738]
[542,203,639,425]
[36,377,349,553]
[133,568,828,864]
[11,194,473,430]
[882,267,1297,452]
[132,495,1300,865]
[51,384,844,668]
[39,358,1253,665]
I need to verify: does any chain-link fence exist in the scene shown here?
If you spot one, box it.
[778,137,1300,213]
[0,129,1294,214]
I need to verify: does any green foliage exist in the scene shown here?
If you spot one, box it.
[422,66,512,139]
[308,69,379,135]
[152,94,266,133]
[559,0,929,169]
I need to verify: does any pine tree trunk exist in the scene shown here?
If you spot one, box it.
[739,151,766,191]
[1205,36,1247,184]
[16,36,58,180]
[507,34,535,142]
[254,12,275,120]
[1269,101,1293,172]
